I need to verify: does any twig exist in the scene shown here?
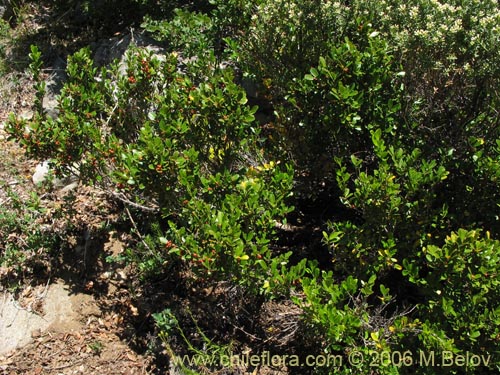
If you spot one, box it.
[36,277,51,300]
[54,8,73,24]
[274,220,305,232]
[104,103,118,127]
[43,358,86,371]
[222,318,262,342]
[107,190,159,213]
[124,206,162,263]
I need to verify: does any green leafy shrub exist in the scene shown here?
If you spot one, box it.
[226,0,499,201]
[317,122,500,373]
[162,162,294,291]
[154,307,234,374]
[293,246,500,374]
[143,9,215,59]
[282,31,404,183]
[365,0,500,141]
[365,0,500,236]
[8,46,113,182]
[5,1,500,373]
[293,267,421,375]
[326,128,449,279]
[408,229,500,368]
[7,44,295,290]
[0,188,60,278]
[236,0,349,99]
[320,124,500,374]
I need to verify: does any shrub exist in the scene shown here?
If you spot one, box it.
[7,43,295,289]
[408,229,500,373]
[320,119,500,375]
[236,0,351,99]
[282,30,404,183]
[326,128,449,279]
[5,1,500,373]
[0,188,60,279]
[142,9,215,59]
[293,266,423,375]
[157,160,294,291]
[228,0,500,196]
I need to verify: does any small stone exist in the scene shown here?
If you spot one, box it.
[31,329,41,338]
[32,160,80,190]
[116,270,128,281]
[19,111,33,121]
[32,160,51,185]
[60,180,79,193]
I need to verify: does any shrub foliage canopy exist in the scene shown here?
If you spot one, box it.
[5,0,500,373]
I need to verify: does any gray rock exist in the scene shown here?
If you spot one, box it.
[19,110,33,121]
[92,28,167,69]
[32,160,79,191]
[0,282,92,356]
[42,57,66,119]
[32,160,51,185]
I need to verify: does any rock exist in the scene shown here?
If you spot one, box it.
[30,329,41,339]
[42,96,59,120]
[42,57,66,120]
[0,282,92,356]
[32,160,79,191]
[92,29,166,69]
[32,160,51,185]
[60,180,79,193]
[19,110,33,121]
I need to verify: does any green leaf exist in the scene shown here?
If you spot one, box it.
[238,95,248,105]
[319,56,326,68]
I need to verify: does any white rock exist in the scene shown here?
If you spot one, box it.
[32,160,52,185]
[19,110,33,120]
[0,282,91,356]
[32,160,79,191]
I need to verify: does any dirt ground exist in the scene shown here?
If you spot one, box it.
[0,281,151,375]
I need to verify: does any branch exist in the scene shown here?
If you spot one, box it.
[106,190,159,213]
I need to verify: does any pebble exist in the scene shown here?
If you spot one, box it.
[32,160,80,192]
[31,329,41,339]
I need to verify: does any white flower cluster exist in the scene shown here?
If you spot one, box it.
[244,0,347,85]
[248,0,499,78]
[372,0,499,76]
[249,0,344,39]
